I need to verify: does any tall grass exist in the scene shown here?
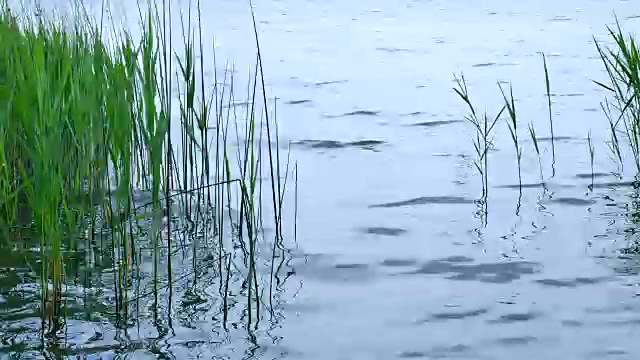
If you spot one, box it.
[0,0,292,341]
[594,18,640,174]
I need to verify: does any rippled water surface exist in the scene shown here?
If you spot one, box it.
[5,0,640,359]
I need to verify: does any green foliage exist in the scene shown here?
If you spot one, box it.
[595,19,640,173]
[0,0,291,336]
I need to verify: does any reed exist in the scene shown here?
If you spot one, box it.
[499,82,523,193]
[594,18,640,173]
[601,99,624,172]
[587,130,595,190]
[541,53,556,176]
[528,122,544,184]
[453,73,505,223]
[0,0,292,340]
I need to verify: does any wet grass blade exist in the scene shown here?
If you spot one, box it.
[542,52,555,175]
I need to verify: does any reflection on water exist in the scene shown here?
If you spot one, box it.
[4,0,640,359]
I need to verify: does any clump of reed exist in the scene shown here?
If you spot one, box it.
[593,18,640,251]
[0,0,292,340]
[453,18,640,252]
[594,18,640,174]
[454,54,557,222]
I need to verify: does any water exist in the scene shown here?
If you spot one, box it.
[4,0,640,358]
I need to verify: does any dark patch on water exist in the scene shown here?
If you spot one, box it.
[292,139,385,151]
[380,259,418,267]
[294,258,374,282]
[535,136,581,142]
[535,276,609,288]
[585,301,640,314]
[410,120,463,127]
[575,172,614,179]
[442,255,475,263]
[285,99,312,105]
[223,101,252,108]
[325,110,381,118]
[495,336,538,346]
[401,111,426,116]
[488,311,540,324]
[311,79,348,87]
[361,227,407,236]
[549,197,596,206]
[422,308,489,322]
[591,181,640,189]
[404,257,539,283]
[550,92,584,97]
[376,47,412,53]
[334,263,368,269]
[494,182,549,189]
[606,318,640,326]
[424,344,472,358]
[400,346,472,359]
[369,196,475,208]
[561,319,583,327]
[588,349,628,358]
[350,140,386,147]
[398,351,426,358]
[472,62,497,67]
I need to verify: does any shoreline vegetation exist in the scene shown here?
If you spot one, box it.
[0,0,294,349]
[454,17,640,229]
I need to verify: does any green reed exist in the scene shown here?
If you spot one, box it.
[587,130,595,189]
[454,73,505,224]
[528,122,544,183]
[594,18,640,174]
[499,82,523,193]
[601,98,624,172]
[0,0,292,338]
[541,53,555,176]
[0,5,123,332]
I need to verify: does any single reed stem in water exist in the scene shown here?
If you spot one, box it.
[542,52,556,177]
[588,130,595,190]
[453,73,505,224]
[499,82,523,191]
[528,122,545,184]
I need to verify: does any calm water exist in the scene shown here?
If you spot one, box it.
[4,0,640,359]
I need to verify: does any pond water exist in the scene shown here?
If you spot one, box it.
[4,0,640,359]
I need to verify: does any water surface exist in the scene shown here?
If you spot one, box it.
[4,0,640,359]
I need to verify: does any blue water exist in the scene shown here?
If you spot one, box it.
[3,0,640,359]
